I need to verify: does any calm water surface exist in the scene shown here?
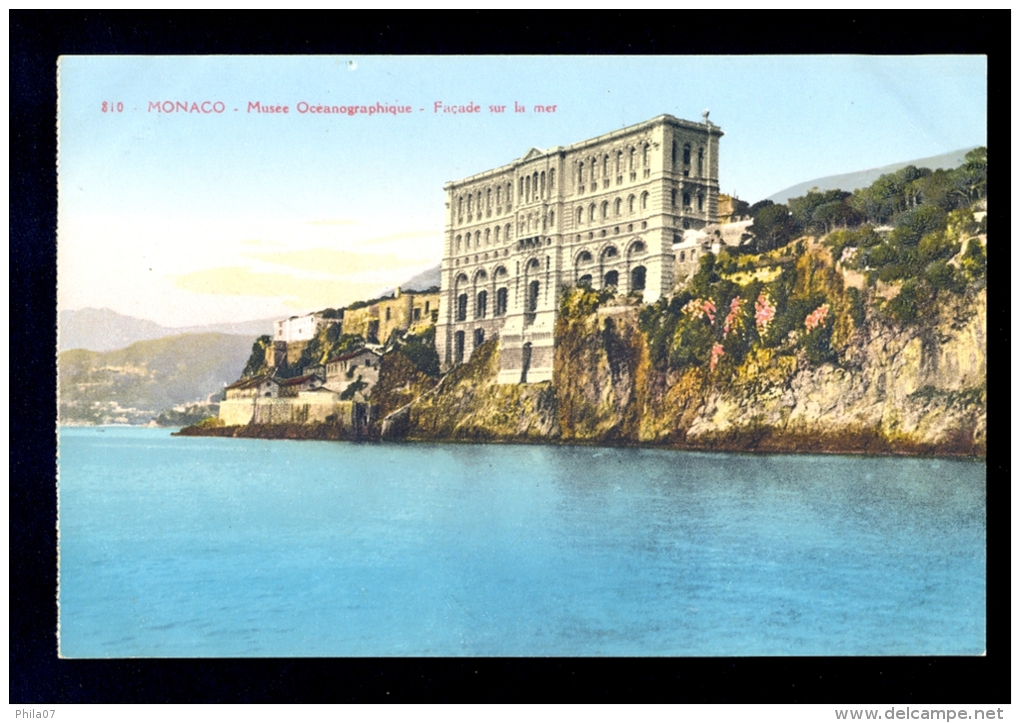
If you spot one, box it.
[58,426,985,657]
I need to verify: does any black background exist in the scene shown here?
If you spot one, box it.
[11,11,1006,703]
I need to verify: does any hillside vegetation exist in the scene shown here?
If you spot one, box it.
[59,333,254,425]
[392,151,987,456]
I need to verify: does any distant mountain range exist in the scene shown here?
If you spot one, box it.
[59,307,276,352]
[384,265,442,295]
[765,146,979,205]
[59,332,255,425]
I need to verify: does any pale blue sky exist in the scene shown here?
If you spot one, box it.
[57,55,986,326]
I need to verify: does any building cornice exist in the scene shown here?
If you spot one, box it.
[444,115,723,190]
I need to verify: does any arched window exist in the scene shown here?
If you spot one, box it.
[671,189,677,207]
[540,171,546,199]
[641,192,649,210]
[519,177,524,197]
[456,294,468,322]
[629,147,635,170]
[474,328,485,349]
[591,157,597,179]
[671,141,676,166]
[476,290,488,319]
[683,144,691,165]
[628,195,635,213]
[604,270,619,288]
[454,330,465,364]
[631,266,646,291]
[643,143,649,167]
[549,168,555,190]
[577,207,583,224]
[505,223,512,240]
[601,201,609,219]
[455,234,462,251]
[683,192,691,208]
[486,188,491,210]
[578,274,592,287]
[578,162,584,185]
[496,186,501,205]
[495,287,508,316]
[527,280,540,313]
[467,194,473,213]
[507,182,513,207]
[615,198,622,216]
[630,241,645,255]
[458,197,463,216]
[549,210,555,226]
[589,204,596,222]
[698,194,705,211]
[525,175,531,202]
[616,150,623,175]
[485,228,490,246]
[603,155,609,177]
[698,148,704,176]
[475,231,481,246]
[533,172,539,199]
[603,246,618,260]
[494,226,501,243]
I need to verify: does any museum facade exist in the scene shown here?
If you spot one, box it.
[435,114,722,383]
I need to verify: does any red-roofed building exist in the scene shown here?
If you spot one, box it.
[224,374,280,400]
[325,348,382,395]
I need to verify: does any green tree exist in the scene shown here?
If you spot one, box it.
[241,335,273,378]
[749,203,797,251]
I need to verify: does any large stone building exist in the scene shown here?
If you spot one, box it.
[435,114,722,383]
[341,287,440,344]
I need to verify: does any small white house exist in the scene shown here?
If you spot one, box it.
[274,312,333,344]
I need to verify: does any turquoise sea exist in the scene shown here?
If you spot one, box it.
[57,426,985,657]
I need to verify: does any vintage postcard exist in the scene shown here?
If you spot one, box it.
[56,55,986,657]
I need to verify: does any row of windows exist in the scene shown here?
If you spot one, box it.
[453,278,540,324]
[519,169,555,204]
[452,328,489,364]
[576,220,648,241]
[457,183,513,222]
[576,193,648,224]
[575,265,645,292]
[455,168,558,225]
[574,240,645,266]
[455,224,513,253]
[574,188,705,226]
[578,144,650,187]
[455,287,510,321]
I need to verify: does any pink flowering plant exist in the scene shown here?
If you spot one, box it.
[802,302,836,363]
[723,296,744,337]
[709,343,725,372]
[754,293,776,335]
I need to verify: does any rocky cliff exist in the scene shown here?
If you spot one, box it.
[394,241,985,457]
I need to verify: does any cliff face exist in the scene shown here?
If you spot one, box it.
[406,339,560,442]
[398,260,985,457]
[683,287,985,455]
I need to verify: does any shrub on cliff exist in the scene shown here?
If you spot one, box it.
[241,335,273,378]
[961,239,986,283]
[393,326,441,378]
